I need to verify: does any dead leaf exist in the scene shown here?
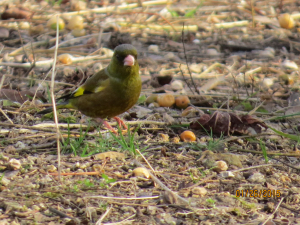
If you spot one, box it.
[0,89,47,104]
[190,111,267,135]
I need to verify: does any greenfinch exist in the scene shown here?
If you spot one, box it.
[38,44,141,133]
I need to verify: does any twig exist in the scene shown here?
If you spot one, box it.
[0,108,13,124]
[109,120,190,127]
[102,214,135,225]
[179,64,194,94]
[0,55,104,68]
[49,207,74,219]
[118,22,198,32]
[51,16,62,181]
[3,74,75,87]
[230,164,276,173]
[0,122,82,134]
[133,160,190,205]
[194,63,224,78]
[16,141,57,152]
[33,0,170,19]
[0,75,5,92]
[9,38,58,56]
[224,133,277,143]
[269,157,300,172]
[85,195,159,200]
[33,123,92,130]
[17,28,36,78]
[231,148,300,157]
[182,174,217,190]
[96,205,112,225]
[118,11,176,32]
[261,197,285,225]
[135,148,155,173]
[181,23,199,95]
[212,20,249,30]
[47,171,100,176]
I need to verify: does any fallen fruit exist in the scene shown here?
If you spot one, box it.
[175,95,190,109]
[157,94,175,107]
[180,130,196,142]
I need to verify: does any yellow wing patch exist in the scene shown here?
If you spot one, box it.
[95,79,110,93]
[73,87,85,97]
[95,86,106,93]
[72,78,109,97]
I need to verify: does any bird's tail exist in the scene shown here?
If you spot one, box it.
[37,102,70,115]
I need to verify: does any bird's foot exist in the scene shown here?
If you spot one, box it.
[96,118,118,134]
[113,117,128,130]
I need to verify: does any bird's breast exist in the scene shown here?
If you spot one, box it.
[72,76,141,118]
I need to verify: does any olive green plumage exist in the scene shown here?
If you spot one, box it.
[38,44,141,119]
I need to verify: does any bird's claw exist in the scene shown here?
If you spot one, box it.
[96,117,127,134]
[113,117,128,130]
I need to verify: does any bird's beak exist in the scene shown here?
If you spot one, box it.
[124,55,135,66]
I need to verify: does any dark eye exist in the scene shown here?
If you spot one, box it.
[116,54,123,61]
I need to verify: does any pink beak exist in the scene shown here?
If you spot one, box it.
[124,55,135,66]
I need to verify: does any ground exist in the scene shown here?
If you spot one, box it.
[0,0,300,224]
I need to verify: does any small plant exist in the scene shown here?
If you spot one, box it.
[101,174,116,184]
[0,173,5,182]
[167,9,179,18]
[94,130,115,153]
[188,171,198,183]
[77,179,94,188]
[43,192,62,198]
[184,1,203,18]
[206,198,216,208]
[72,185,79,192]
[235,196,256,210]
[260,140,268,163]
[98,202,108,211]
[240,101,253,111]
[61,120,91,156]
[233,208,242,216]
[191,127,224,152]
[207,135,224,151]
[45,0,63,6]
[137,95,147,104]
[100,174,116,188]
[110,124,146,155]
[240,200,256,210]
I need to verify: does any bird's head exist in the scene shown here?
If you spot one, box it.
[108,44,139,79]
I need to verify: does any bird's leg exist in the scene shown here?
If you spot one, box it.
[113,117,128,130]
[95,118,118,134]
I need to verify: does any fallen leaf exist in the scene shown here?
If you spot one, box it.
[190,111,267,135]
[0,89,47,104]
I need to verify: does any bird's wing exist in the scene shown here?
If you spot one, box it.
[59,69,110,100]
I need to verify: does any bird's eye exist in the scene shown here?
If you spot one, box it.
[116,54,123,61]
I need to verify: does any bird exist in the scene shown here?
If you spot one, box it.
[38,44,141,133]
